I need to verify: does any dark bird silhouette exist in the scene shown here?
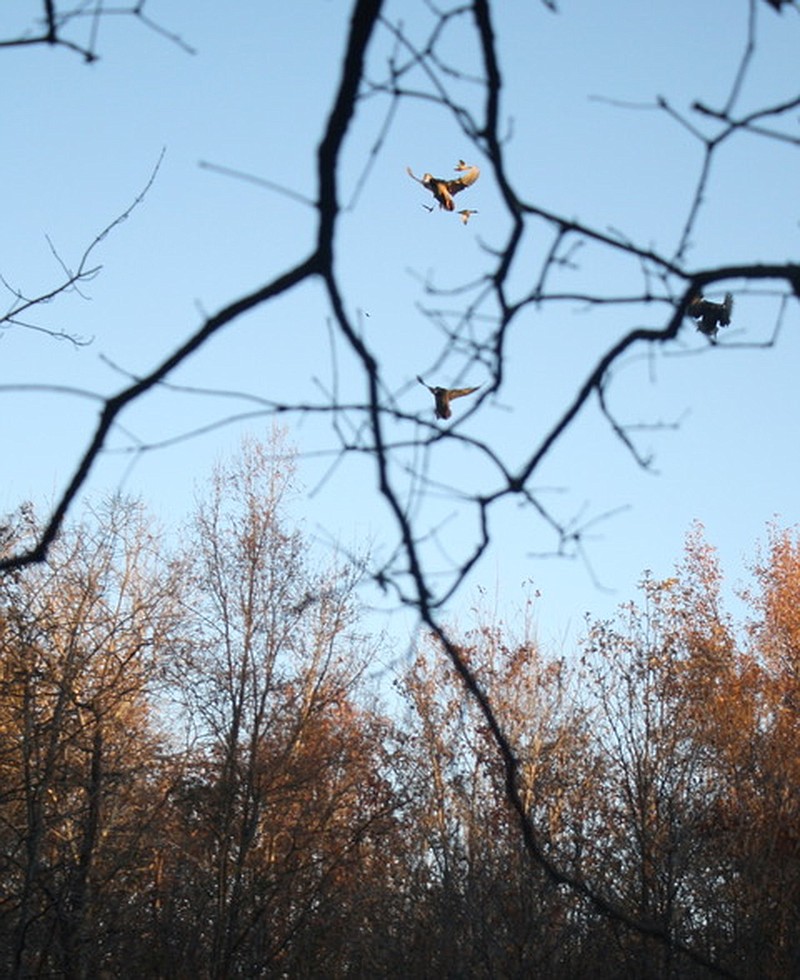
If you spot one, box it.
[417,375,480,419]
[687,292,733,341]
[406,160,480,212]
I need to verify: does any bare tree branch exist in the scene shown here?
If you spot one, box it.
[2,3,798,972]
[0,0,194,62]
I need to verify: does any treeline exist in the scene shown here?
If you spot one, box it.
[1,438,798,978]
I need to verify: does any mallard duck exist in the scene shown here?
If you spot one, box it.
[406,160,480,212]
[687,292,733,341]
[417,375,481,419]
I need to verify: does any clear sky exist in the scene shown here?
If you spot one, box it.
[1,1,798,655]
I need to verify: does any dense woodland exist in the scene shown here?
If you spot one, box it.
[0,437,797,979]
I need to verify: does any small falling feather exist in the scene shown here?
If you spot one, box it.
[406,160,480,212]
[687,292,733,341]
[417,375,481,420]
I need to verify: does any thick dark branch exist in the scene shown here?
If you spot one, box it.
[317,0,385,264]
[0,255,318,573]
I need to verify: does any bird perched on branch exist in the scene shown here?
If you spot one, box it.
[417,376,481,419]
[406,160,480,213]
[687,292,733,341]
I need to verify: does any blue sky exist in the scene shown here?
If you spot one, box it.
[1,1,798,653]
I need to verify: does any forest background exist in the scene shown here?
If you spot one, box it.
[1,1,799,977]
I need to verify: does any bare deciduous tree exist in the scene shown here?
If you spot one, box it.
[0,497,183,979]
[161,432,398,978]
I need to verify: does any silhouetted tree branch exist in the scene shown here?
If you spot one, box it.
[2,3,798,973]
[0,0,194,62]
[0,150,164,349]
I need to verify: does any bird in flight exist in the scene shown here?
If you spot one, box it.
[406,160,480,213]
[687,292,733,341]
[417,376,481,419]
[457,209,479,225]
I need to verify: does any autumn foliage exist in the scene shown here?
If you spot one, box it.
[1,445,798,977]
